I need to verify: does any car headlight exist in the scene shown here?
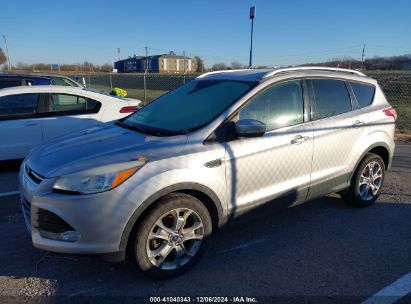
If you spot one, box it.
[53,157,148,194]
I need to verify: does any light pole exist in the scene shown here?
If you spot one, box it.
[248,6,256,68]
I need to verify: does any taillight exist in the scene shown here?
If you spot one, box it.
[383,107,397,121]
[120,106,140,113]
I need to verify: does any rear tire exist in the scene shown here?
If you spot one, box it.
[133,193,212,279]
[342,153,385,207]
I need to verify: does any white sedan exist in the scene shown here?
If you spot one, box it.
[0,86,142,160]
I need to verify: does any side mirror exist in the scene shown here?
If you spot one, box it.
[235,119,266,138]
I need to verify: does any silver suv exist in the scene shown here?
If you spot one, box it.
[19,67,396,278]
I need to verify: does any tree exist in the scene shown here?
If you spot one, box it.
[211,63,228,71]
[100,63,113,72]
[230,61,245,69]
[194,56,204,73]
[0,48,7,66]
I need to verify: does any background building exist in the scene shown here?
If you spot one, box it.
[114,52,197,73]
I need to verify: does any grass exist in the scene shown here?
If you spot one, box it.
[90,84,168,103]
[395,104,411,132]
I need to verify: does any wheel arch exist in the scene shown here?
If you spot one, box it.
[349,142,392,182]
[119,182,227,253]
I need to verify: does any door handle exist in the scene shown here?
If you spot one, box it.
[352,120,365,128]
[291,135,309,145]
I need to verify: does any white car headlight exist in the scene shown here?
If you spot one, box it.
[53,157,148,194]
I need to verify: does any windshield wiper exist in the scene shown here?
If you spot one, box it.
[115,121,169,136]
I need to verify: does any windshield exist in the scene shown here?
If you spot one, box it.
[121,79,256,135]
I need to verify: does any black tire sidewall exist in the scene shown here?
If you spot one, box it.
[134,194,212,279]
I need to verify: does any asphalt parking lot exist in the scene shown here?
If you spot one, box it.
[0,142,410,303]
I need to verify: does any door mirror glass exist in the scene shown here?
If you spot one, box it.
[235,119,266,138]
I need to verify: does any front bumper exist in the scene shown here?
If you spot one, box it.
[19,163,137,255]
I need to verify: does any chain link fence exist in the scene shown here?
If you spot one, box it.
[73,73,198,104]
[72,71,411,132]
[367,71,411,131]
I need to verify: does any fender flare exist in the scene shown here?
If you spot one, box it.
[348,141,392,182]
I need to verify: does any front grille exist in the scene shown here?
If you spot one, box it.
[25,165,44,184]
[35,208,75,234]
[20,196,31,232]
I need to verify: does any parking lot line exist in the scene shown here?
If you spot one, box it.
[362,272,411,304]
[0,191,19,198]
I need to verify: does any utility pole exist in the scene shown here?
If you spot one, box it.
[144,46,148,103]
[248,6,256,69]
[117,48,120,61]
[183,50,186,74]
[183,50,187,83]
[3,35,12,71]
[145,46,149,73]
[361,44,365,71]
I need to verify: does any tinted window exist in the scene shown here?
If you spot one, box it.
[311,79,352,120]
[0,94,39,116]
[239,80,304,131]
[48,94,100,113]
[0,80,22,89]
[350,82,375,108]
[123,80,255,134]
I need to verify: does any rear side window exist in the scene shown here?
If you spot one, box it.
[47,94,101,114]
[0,94,39,117]
[350,82,375,108]
[311,79,352,120]
[0,80,22,89]
[51,77,78,87]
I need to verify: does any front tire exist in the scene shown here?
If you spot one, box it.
[134,193,212,279]
[342,153,385,207]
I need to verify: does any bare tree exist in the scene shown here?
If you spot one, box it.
[211,63,228,71]
[230,61,245,69]
[194,56,205,73]
[100,63,113,72]
[0,48,7,66]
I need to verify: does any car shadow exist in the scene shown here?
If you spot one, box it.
[1,194,411,301]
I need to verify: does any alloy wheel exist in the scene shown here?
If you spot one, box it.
[358,161,383,201]
[146,208,204,270]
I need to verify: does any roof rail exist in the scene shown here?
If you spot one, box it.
[263,66,366,78]
[196,69,250,79]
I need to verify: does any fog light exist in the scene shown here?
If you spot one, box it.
[62,231,81,242]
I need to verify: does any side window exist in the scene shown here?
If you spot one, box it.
[350,82,375,108]
[311,79,352,120]
[238,80,304,131]
[0,94,39,117]
[47,94,101,114]
[51,77,78,87]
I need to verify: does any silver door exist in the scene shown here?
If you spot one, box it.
[224,80,313,217]
[307,79,371,200]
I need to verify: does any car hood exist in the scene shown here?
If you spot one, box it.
[27,123,188,177]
